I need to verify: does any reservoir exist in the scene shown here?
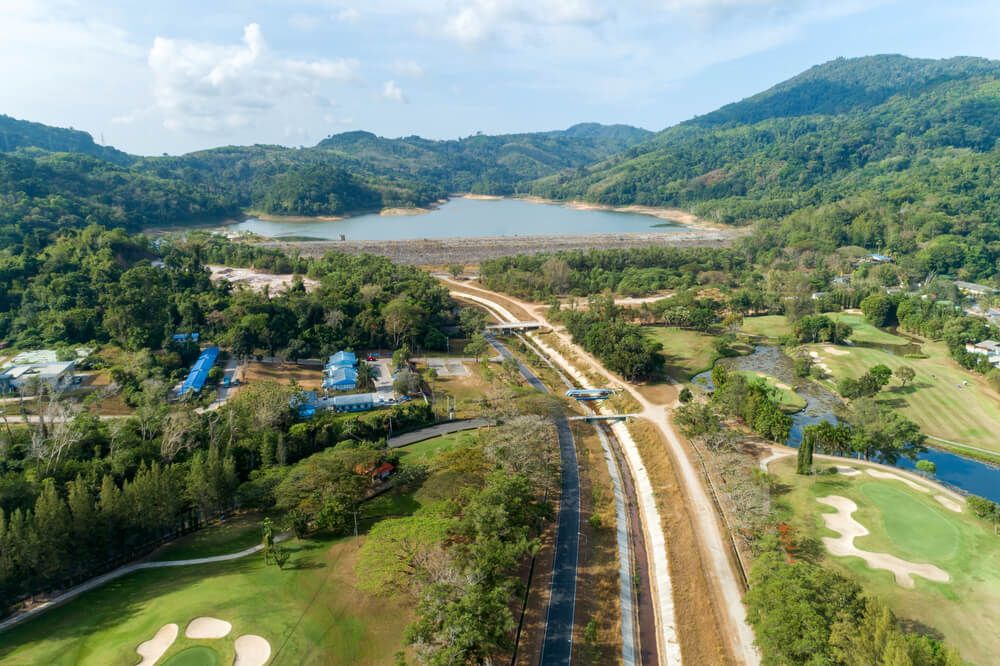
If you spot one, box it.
[231,196,687,241]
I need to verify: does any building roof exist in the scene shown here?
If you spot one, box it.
[955,281,998,293]
[179,347,219,396]
[0,361,74,381]
[328,367,357,383]
[870,253,893,262]
[328,351,357,366]
[332,392,375,406]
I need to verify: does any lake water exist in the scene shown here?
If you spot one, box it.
[231,196,687,241]
[694,346,1000,503]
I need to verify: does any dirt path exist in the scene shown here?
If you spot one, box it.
[442,276,758,665]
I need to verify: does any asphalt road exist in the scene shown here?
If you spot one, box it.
[486,333,580,664]
[386,418,490,448]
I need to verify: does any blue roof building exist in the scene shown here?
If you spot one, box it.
[179,347,219,396]
[293,390,319,419]
[328,351,357,368]
[172,333,200,343]
[331,393,375,412]
[322,367,357,391]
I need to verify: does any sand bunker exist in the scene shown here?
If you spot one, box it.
[185,616,232,639]
[935,495,963,513]
[865,469,929,493]
[824,346,850,356]
[234,634,272,666]
[136,623,178,666]
[835,465,862,476]
[817,496,949,588]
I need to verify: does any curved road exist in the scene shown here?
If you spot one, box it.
[485,334,581,664]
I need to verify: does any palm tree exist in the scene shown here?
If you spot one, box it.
[356,362,376,392]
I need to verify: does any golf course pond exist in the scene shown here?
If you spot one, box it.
[231,196,688,240]
[694,345,1000,503]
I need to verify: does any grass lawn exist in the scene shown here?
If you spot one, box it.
[426,363,493,419]
[150,512,279,562]
[396,431,478,465]
[737,371,807,413]
[743,312,910,346]
[806,340,1000,452]
[642,326,724,381]
[0,535,413,666]
[772,456,1000,665]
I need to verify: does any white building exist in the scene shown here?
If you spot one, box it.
[0,361,76,393]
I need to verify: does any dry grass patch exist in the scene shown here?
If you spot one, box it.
[571,420,624,664]
[627,419,735,666]
[243,362,323,390]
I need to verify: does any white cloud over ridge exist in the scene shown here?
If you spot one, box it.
[148,23,360,133]
[392,59,425,78]
[382,80,406,102]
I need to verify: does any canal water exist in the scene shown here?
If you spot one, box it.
[231,196,687,241]
[694,346,1000,503]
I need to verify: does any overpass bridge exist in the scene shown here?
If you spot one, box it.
[484,321,544,334]
[567,414,639,423]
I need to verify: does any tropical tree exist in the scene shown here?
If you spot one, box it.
[895,366,916,387]
[356,362,377,392]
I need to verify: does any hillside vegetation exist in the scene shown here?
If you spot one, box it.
[534,55,1000,226]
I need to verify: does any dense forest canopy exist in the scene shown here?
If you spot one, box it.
[0,114,135,166]
[533,55,1000,231]
[0,119,650,252]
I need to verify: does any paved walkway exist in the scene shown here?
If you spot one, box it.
[0,536,289,634]
[387,419,490,448]
[485,333,581,665]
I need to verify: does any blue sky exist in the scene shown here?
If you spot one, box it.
[2,0,1000,155]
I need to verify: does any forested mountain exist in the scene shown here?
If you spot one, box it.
[0,116,649,248]
[0,151,238,252]
[0,114,135,167]
[312,123,652,193]
[533,55,1000,226]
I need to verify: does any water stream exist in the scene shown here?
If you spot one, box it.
[694,345,1000,502]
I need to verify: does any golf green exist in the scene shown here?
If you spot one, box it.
[162,646,219,666]
[859,482,959,562]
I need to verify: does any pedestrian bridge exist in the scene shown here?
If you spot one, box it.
[567,414,638,422]
[484,321,544,333]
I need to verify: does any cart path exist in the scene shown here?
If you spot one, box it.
[0,535,290,634]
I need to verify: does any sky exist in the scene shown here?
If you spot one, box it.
[2,0,1000,155]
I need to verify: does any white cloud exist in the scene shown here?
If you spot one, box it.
[338,7,361,22]
[440,0,608,44]
[382,79,406,102]
[289,13,322,31]
[148,23,361,133]
[392,59,424,78]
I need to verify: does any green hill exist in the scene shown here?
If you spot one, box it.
[0,114,136,166]
[532,55,1000,225]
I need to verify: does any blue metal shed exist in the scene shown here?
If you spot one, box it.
[322,367,357,391]
[179,347,219,396]
[331,393,375,412]
[328,351,357,368]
